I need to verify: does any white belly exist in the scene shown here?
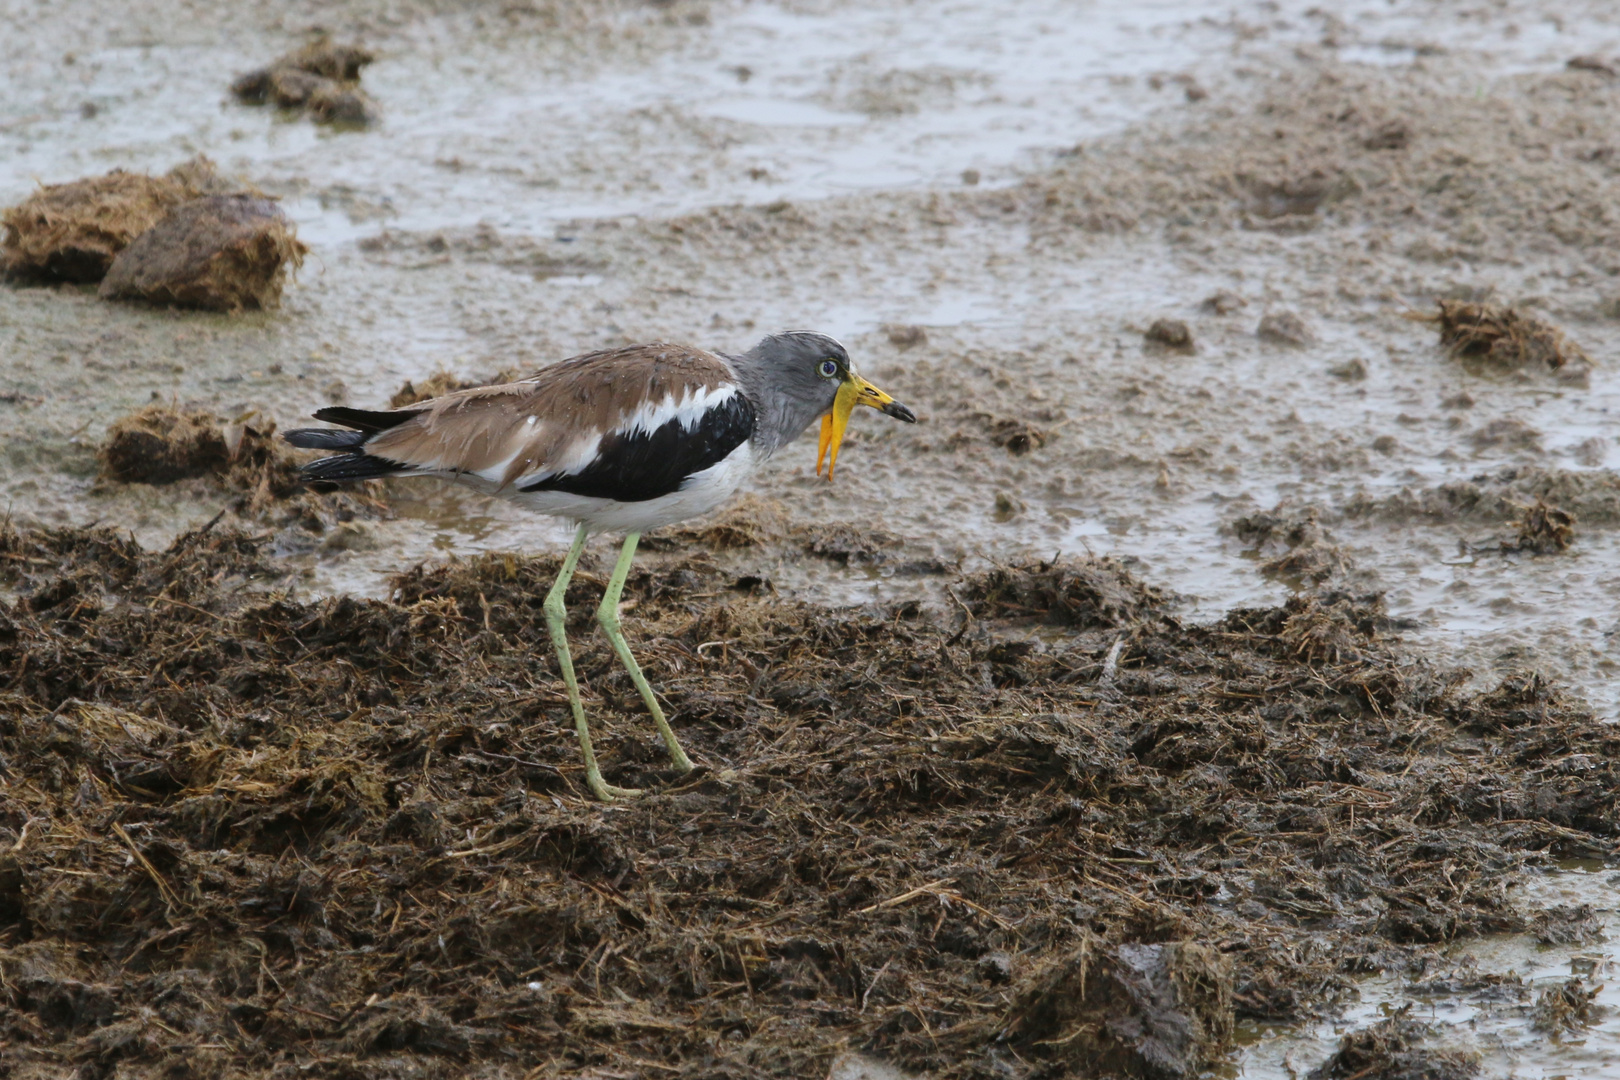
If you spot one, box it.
[505,440,757,534]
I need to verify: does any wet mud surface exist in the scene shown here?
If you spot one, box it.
[2,520,1617,1078]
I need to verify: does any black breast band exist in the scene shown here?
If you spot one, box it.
[521,392,756,503]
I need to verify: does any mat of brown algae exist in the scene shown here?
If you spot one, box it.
[2,513,1616,1080]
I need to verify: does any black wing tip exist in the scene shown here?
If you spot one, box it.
[283,427,368,450]
[312,406,420,433]
[298,452,408,484]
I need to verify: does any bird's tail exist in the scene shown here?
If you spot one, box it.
[283,406,419,483]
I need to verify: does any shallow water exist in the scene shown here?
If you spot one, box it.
[2,0,1387,244]
[1234,864,1620,1080]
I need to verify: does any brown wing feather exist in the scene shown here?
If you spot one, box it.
[363,344,739,487]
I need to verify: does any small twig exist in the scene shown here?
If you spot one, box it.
[1083,873,1153,908]
[943,587,974,648]
[856,878,956,915]
[10,817,38,852]
[444,831,531,859]
[468,749,560,774]
[112,822,182,912]
[149,595,225,621]
[861,958,893,1013]
[1100,637,1124,685]
[280,1002,341,1024]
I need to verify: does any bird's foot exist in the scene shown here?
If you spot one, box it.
[586,773,644,802]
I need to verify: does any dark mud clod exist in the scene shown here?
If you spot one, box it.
[884,323,929,350]
[233,37,378,126]
[1145,318,1194,351]
[1244,169,1348,220]
[1429,300,1592,379]
[1468,416,1541,452]
[98,195,307,311]
[1567,54,1619,78]
[977,414,1049,455]
[963,555,1171,627]
[0,157,226,283]
[1362,119,1411,150]
[1229,504,1361,587]
[1201,289,1246,315]
[1003,940,1233,1079]
[99,405,232,484]
[1258,311,1315,346]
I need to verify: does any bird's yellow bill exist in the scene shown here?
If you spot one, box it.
[816,374,906,480]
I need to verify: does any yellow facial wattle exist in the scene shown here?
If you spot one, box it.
[816,380,858,479]
[815,373,914,480]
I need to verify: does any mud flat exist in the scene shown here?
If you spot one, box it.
[2,518,1615,1078]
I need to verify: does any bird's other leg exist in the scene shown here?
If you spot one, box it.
[597,531,695,774]
[544,523,639,801]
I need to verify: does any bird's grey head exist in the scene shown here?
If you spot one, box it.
[735,330,917,473]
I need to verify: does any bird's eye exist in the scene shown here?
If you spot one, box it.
[818,359,839,378]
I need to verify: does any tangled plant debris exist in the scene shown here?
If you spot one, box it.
[1308,1009,1479,1080]
[1503,499,1576,554]
[1000,940,1233,1078]
[1257,311,1315,347]
[1531,978,1606,1035]
[1,522,1615,1079]
[1429,300,1593,382]
[100,405,236,484]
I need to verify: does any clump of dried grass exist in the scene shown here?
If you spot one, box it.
[1430,300,1591,374]
[0,157,225,282]
[1531,978,1605,1034]
[1504,499,1575,554]
[232,37,378,125]
[99,406,234,484]
[98,404,388,526]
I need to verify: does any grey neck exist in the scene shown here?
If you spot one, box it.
[729,350,826,459]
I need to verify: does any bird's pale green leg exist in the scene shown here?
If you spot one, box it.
[597,531,695,774]
[545,523,639,801]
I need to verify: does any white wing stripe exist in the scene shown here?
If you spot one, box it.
[619,383,739,439]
